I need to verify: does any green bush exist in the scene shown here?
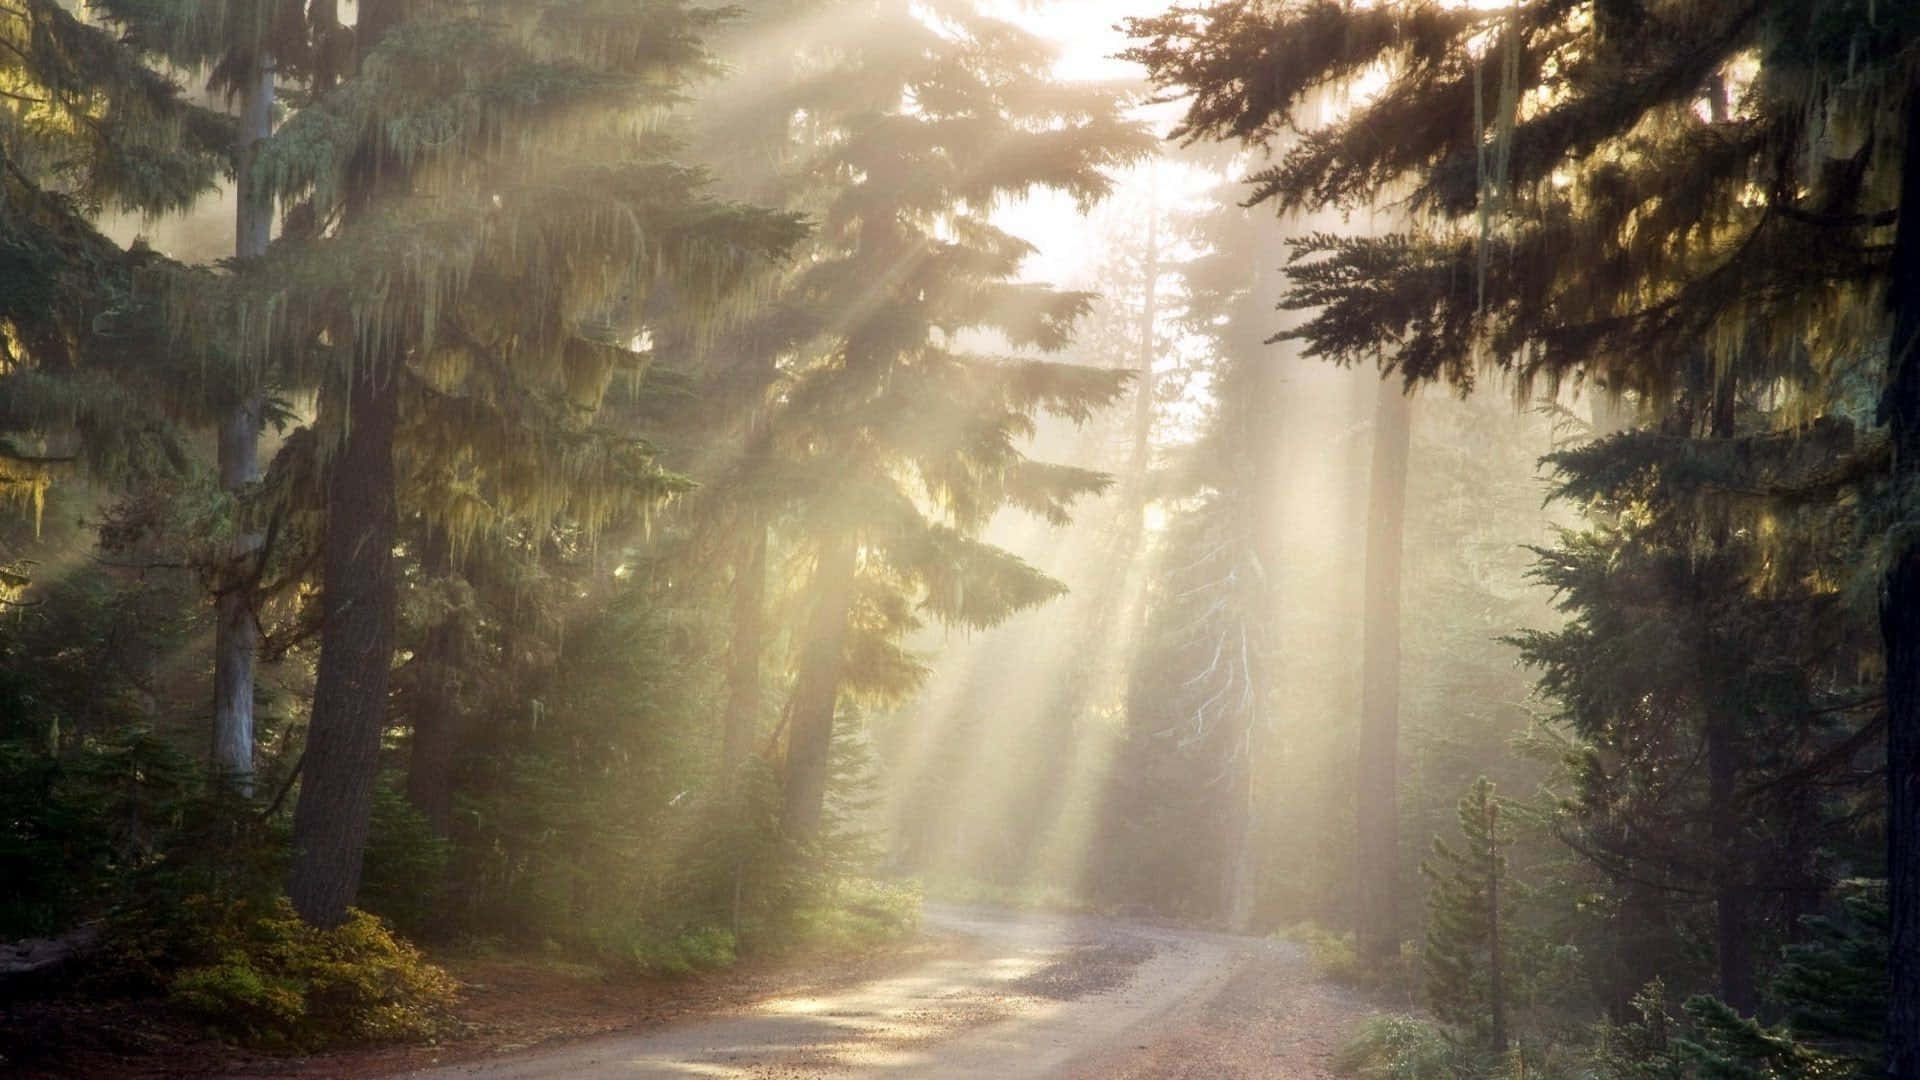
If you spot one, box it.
[1337,1015,1476,1080]
[158,896,458,1050]
[1284,922,1365,985]
[358,777,452,936]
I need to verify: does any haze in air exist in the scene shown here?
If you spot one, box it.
[0,1,1912,1077]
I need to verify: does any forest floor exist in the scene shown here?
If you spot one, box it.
[3,932,965,1079]
[6,906,1378,1078]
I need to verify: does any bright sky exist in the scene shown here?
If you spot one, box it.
[980,0,1167,83]
[982,1,1212,287]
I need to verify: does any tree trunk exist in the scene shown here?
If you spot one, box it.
[1881,70,1920,1080]
[404,530,461,837]
[289,361,400,927]
[1487,796,1506,1054]
[781,531,857,839]
[211,56,274,794]
[1356,377,1412,960]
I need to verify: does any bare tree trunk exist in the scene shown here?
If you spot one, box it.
[289,361,400,927]
[1356,377,1412,960]
[781,532,856,839]
[211,56,274,794]
[1881,70,1920,1080]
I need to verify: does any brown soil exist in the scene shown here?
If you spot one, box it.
[1065,941,1376,1080]
[1,935,963,1079]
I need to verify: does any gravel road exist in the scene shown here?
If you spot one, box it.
[386,905,1374,1079]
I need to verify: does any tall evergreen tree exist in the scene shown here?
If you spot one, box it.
[757,0,1149,838]
[191,0,804,925]
[0,0,228,518]
[1125,1,1919,1059]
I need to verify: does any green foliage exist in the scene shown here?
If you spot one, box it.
[1284,922,1360,985]
[1423,777,1515,1049]
[601,925,737,979]
[1770,881,1887,1067]
[1337,1015,1475,1080]
[0,732,195,935]
[356,777,452,937]
[161,896,458,1050]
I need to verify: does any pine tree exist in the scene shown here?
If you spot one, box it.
[1424,776,1514,1053]
[1123,2,1920,1060]
[175,0,806,926]
[0,0,228,530]
[752,0,1150,838]
[1510,416,1882,1011]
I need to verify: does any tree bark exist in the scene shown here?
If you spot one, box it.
[1881,70,1920,1080]
[289,360,400,927]
[781,531,857,839]
[1487,795,1506,1053]
[211,56,274,794]
[1356,376,1412,960]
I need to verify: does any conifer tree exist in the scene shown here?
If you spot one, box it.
[750,0,1149,838]
[183,0,804,925]
[0,0,228,519]
[1424,776,1514,1053]
[1124,1,1920,1060]
[92,0,315,793]
[1090,184,1286,927]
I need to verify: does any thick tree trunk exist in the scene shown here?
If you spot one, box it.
[1882,72,1920,1080]
[781,532,857,839]
[289,362,400,927]
[404,531,461,836]
[722,517,767,790]
[211,58,274,794]
[1355,377,1412,960]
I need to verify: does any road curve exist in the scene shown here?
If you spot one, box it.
[395,905,1299,1079]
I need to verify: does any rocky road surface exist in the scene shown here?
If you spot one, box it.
[387,905,1374,1079]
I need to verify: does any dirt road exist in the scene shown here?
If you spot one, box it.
[388,906,1374,1079]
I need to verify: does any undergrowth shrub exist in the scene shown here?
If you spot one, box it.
[1337,1015,1475,1080]
[158,896,457,1050]
[1284,922,1418,999]
[358,777,452,936]
[611,926,738,977]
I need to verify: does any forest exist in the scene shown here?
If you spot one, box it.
[1,0,1916,1076]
